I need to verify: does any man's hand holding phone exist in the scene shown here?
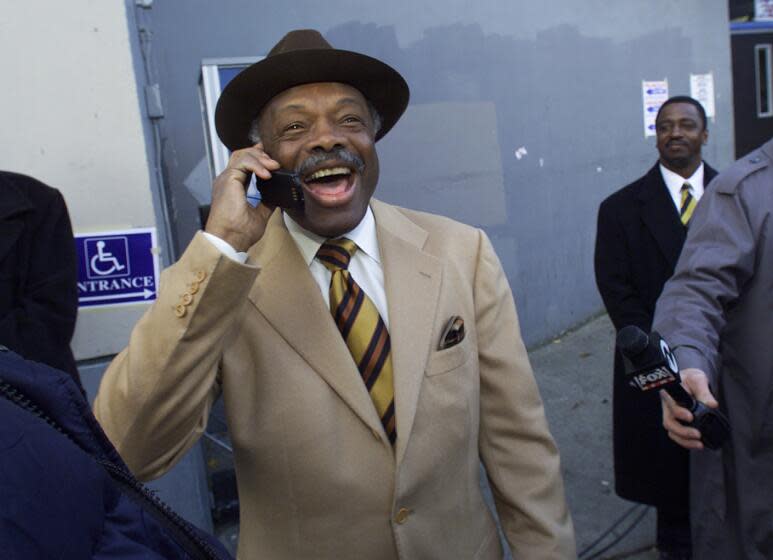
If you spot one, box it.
[206,142,280,252]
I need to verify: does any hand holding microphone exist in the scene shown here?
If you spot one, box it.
[616,326,730,450]
[662,367,718,449]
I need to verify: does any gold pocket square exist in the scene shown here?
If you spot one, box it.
[438,316,465,350]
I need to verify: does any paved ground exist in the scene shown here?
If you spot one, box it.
[530,313,659,559]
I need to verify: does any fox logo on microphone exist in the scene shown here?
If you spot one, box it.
[660,338,678,373]
[630,366,677,392]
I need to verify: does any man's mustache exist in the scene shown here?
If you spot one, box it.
[297,148,365,177]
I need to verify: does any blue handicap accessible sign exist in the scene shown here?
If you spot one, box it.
[76,228,160,308]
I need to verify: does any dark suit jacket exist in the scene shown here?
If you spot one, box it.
[0,172,79,382]
[594,161,717,506]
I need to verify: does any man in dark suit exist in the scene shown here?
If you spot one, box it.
[594,96,717,560]
[0,171,80,384]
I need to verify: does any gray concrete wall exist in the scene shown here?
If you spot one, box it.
[135,0,734,346]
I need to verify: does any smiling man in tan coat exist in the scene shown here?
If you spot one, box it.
[95,29,575,559]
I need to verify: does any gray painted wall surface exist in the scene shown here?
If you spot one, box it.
[132,0,734,346]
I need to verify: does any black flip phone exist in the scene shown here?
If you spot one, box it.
[254,169,304,209]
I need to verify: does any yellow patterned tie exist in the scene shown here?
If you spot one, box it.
[680,182,697,225]
[317,238,396,445]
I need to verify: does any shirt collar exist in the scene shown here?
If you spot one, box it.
[659,161,704,197]
[283,206,381,267]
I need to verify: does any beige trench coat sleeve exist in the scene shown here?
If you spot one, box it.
[474,232,577,559]
[94,232,259,480]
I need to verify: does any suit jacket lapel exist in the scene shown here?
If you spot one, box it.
[639,164,685,268]
[372,200,442,465]
[246,210,384,436]
[704,163,718,186]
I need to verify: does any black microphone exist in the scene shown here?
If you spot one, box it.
[617,325,730,450]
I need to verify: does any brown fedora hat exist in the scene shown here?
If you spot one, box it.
[215,29,409,151]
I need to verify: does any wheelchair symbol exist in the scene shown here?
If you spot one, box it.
[90,240,127,276]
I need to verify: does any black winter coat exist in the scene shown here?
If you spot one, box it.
[0,171,79,381]
[593,162,717,506]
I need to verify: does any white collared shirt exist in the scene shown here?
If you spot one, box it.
[283,207,389,328]
[659,162,705,212]
[202,206,389,327]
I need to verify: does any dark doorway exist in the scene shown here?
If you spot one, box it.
[731,21,773,157]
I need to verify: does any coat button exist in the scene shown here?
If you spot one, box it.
[188,281,200,294]
[174,304,186,318]
[195,270,207,283]
[181,292,193,305]
[394,508,410,524]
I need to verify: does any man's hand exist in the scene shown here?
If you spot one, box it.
[660,367,719,450]
[205,142,281,252]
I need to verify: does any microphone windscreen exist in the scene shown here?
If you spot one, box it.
[617,325,649,357]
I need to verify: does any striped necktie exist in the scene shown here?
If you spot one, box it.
[317,238,396,446]
[680,182,697,225]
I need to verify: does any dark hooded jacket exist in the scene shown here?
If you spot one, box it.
[0,171,79,382]
[0,346,232,560]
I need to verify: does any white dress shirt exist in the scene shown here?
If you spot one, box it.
[660,162,705,212]
[202,206,389,327]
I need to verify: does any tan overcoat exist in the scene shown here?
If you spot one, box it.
[95,199,576,559]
